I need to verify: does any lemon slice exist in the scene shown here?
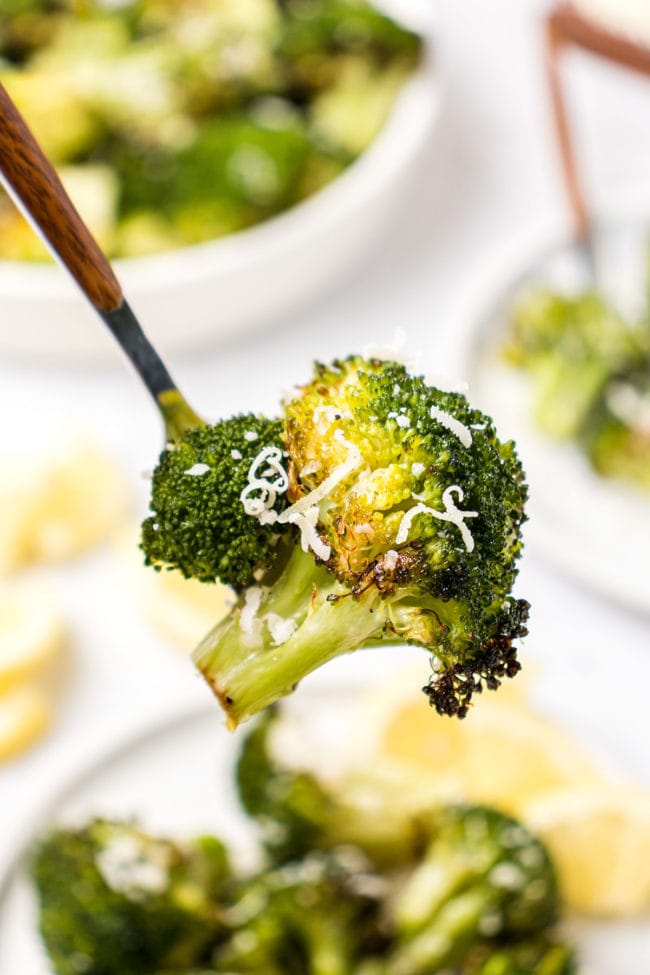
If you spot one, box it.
[30,442,127,562]
[375,690,598,813]
[0,684,52,762]
[0,585,65,694]
[524,785,650,916]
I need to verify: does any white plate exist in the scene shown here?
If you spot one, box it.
[0,1,440,361]
[450,214,650,616]
[0,697,648,973]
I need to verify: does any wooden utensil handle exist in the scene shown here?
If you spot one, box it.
[0,81,122,313]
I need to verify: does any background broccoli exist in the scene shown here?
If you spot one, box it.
[187,356,528,727]
[236,708,429,867]
[388,805,560,975]
[32,819,230,975]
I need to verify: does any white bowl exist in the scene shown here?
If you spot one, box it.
[0,1,439,361]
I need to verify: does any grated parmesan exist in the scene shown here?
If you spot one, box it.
[244,430,259,442]
[362,327,421,369]
[283,507,331,561]
[231,449,243,460]
[395,486,478,552]
[278,430,361,520]
[396,414,411,429]
[240,446,289,520]
[96,836,169,899]
[411,462,425,477]
[430,405,473,448]
[265,612,298,645]
[384,549,398,570]
[184,462,210,476]
[240,586,263,642]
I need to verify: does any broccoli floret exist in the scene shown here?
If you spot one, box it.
[278,0,422,97]
[236,708,431,867]
[388,805,560,975]
[192,357,529,728]
[459,937,577,975]
[582,363,650,493]
[141,413,289,590]
[504,290,647,439]
[214,848,384,975]
[32,819,230,975]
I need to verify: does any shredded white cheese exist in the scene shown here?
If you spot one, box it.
[396,414,411,429]
[231,448,243,460]
[411,462,425,477]
[244,430,259,442]
[424,373,469,395]
[384,549,398,570]
[240,586,263,642]
[184,462,210,476]
[606,381,650,435]
[362,327,421,369]
[240,446,289,520]
[300,460,321,478]
[96,836,169,899]
[283,507,331,561]
[395,486,478,552]
[265,612,298,645]
[429,405,473,448]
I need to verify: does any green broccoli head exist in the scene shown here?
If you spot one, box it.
[459,937,577,975]
[193,357,529,727]
[389,805,560,975]
[141,413,289,590]
[32,819,230,975]
[237,707,435,869]
[504,290,647,439]
[215,847,384,975]
[582,364,650,494]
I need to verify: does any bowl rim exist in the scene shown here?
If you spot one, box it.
[0,2,439,298]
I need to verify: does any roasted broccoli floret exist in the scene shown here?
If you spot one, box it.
[236,708,428,867]
[215,848,385,975]
[458,937,576,975]
[191,356,528,727]
[32,819,229,975]
[388,805,560,975]
[141,413,289,590]
[582,362,650,493]
[504,290,648,439]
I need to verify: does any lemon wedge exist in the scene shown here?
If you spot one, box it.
[0,584,66,694]
[374,686,598,814]
[524,785,650,916]
[0,442,127,574]
[0,684,52,762]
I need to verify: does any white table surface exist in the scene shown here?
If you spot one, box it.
[1,0,650,887]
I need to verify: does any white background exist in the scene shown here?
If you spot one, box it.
[1,0,650,888]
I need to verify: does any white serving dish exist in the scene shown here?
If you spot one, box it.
[0,1,439,361]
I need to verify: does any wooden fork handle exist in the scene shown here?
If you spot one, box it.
[0,81,123,313]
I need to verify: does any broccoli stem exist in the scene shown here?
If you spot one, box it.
[192,546,385,728]
[388,887,495,975]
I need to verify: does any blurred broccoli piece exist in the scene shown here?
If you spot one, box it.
[236,707,431,867]
[141,413,289,590]
[504,290,647,439]
[32,819,230,975]
[459,937,577,975]
[582,363,650,493]
[388,805,560,975]
[193,356,529,728]
[215,848,385,975]
[277,0,421,96]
